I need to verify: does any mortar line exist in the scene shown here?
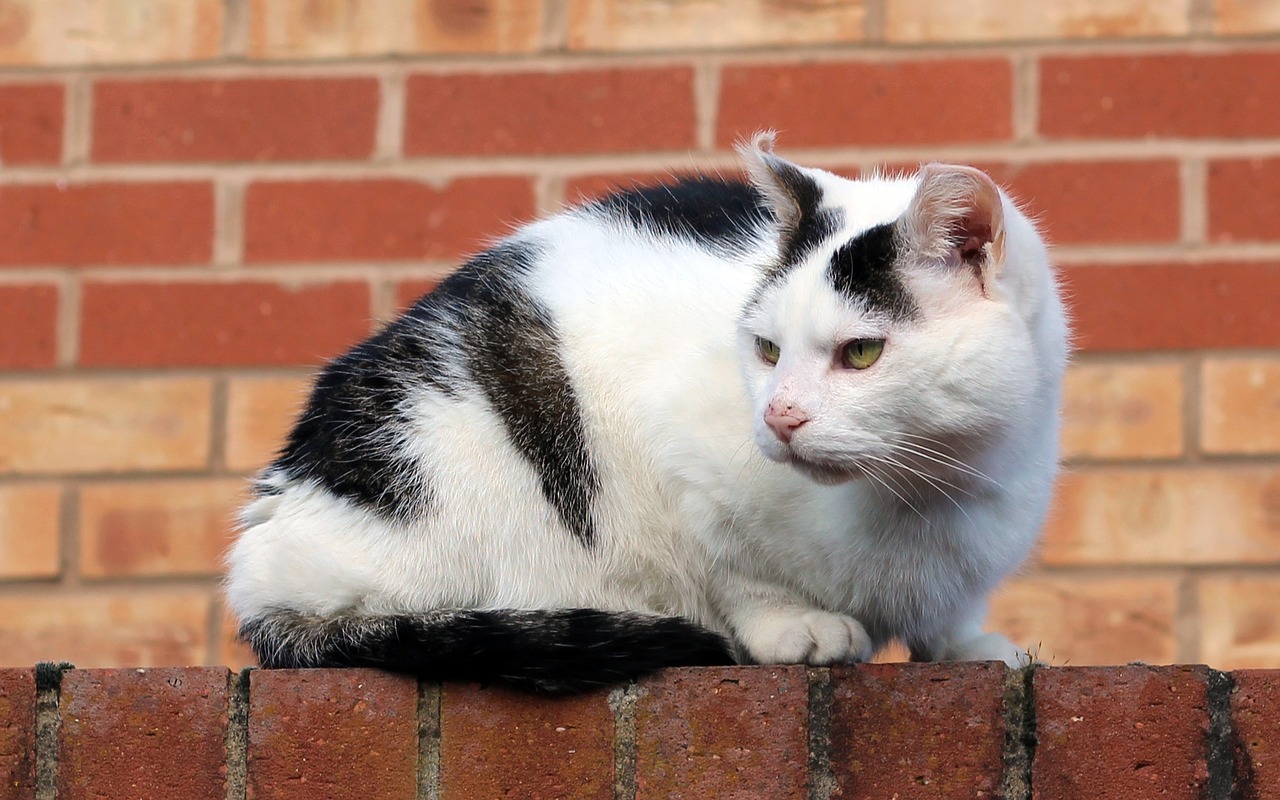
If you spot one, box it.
[417,681,442,800]
[862,0,887,43]
[1205,669,1236,798]
[1000,665,1037,800]
[34,662,72,800]
[1177,569,1202,664]
[806,667,836,800]
[694,58,720,153]
[213,178,246,267]
[375,71,407,161]
[56,482,80,588]
[541,0,570,52]
[209,376,229,472]
[609,683,640,800]
[222,0,250,60]
[224,668,250,800]
[62,72,91,166]
[1014,53,1040,144]
[1181,157,1208,245]
[55,273,81,368]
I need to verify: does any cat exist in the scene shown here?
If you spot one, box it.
[224,133,1068,693]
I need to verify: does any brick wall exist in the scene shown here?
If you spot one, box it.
[1,2,1279,671]
[2,662,1279,799]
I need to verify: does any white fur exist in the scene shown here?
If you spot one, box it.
[225,152,1067,667]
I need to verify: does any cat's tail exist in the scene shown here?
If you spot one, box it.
[240,607,737,693]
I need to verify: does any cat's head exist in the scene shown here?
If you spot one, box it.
[736,133,1056,487]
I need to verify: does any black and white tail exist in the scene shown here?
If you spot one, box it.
[241,608,737,693]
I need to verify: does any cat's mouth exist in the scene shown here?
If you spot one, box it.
[785,452,862,485]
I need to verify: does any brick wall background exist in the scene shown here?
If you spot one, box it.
[0,0,1278,671]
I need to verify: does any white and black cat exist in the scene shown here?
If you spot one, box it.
[225,134,1068,692]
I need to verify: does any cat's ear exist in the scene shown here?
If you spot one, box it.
[902,163,1006,290]
[736,131,824,259]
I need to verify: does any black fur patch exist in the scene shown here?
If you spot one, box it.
[827,223,919,320]
[242,608,736,694]
[766,159,841,267]
[591,177,772,250]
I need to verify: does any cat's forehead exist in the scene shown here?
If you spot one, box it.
[814,172,920,235]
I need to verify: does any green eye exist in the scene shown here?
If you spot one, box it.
[841,339,884,370]
[756,337,781,365]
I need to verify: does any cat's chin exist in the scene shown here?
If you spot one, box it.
[786,455,861,486]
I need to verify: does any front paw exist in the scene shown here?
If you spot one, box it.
[740,609,872,665]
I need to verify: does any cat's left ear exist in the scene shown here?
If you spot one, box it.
[736,131,825,262]
[902,164,1006,292]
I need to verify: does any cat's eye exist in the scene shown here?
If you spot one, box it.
[840,339,884,370]
[756,337,781,365]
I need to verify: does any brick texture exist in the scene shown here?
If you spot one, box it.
[224,375,312,472]
[0,1,223,66]
[0,484,61,580]
[440,683,614,800]
[1199,578,1280,669]
[405,68,697,155]
[1201,357,1280,455]
[79,281,371,367]
[0,284,58,369]
[1216,0,1280,34]
[1232,670,1280,797]
[93,78,380,163]
[248,669,418,800]
[1033,666,1211,799]
[566,0,865,50]
[0,183,213,267]
[886,0,1190,41]
[1060,361,1185,461]
[635,666,809,800]
[1208,157,1280,242]
[0,83,63,164]
[58,668,229,800]
[0,669,35,800]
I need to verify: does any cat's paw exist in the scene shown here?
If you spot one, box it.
[947,632,1030,667]
[741,609,872,665]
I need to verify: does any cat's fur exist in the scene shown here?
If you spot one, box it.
[224,134,1068,692]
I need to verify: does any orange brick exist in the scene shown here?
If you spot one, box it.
[247,0,544,57]
[0,591,210,668]
[78,479,244,579]
[215,606,258,670]
[224,376,313,472]
[0,484,61,579]
[0,0,222,66]
[886,0,1189,42]
[566,0,864,50]
[1060,362,1184,460]
[0,378,213,476]
[1215,0,1280,34]
[1044,468,1280,565]
[1202,357,1280,455]
[988,576,1178,666]
[1199,577,1280,669]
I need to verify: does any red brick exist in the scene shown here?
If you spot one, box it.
[245,178,535,263]
[79,280,371,367]
[0,182,213,266]
[0,83,63,164]
[1041,52,1280,139]
[59,668,230,800]
[718,59,1012,148]
[830,662,1007,798]
[0,669,35,800]
[248,669,417,800]
[564,170,703,204]
[1233,670,1280,797]
[990,160,1181,245]
[1208,157,1280,243]
[395,277,441,312]
[439,683,614,800]
[635,666,809,800]
[1033,666,1211,799]
[0,284,57,369]
[1062,262,1280,351]
[405,68,696,155]
[92,77,378,162]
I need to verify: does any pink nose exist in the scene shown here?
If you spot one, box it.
[764,404,809,443]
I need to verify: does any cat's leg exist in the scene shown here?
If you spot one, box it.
[715,576,873,665]
[908,601,1029,667]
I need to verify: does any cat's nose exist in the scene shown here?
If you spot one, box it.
[764,404,809,443]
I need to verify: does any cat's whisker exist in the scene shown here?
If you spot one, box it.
[881,453,976,526]
[893,433,1001,486]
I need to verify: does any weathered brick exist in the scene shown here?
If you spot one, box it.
[244,177,535,263]
[0,0,222,66]
[1033,666,1211,799]
[0,669,35,800]
[1198,578,1280,669]
[1044,467,1280,565]
[93,77,379,163]
[0,377,212,475]
[886,0,1189,41]
[440,683,614,800]
[988,576,1179,666]
[1041,53,1280,139]
[1208,157,1280,242]
[1063,262,1280,352]
[1215,0,1280,34]
[0,83,63,164]
[248,0,544,57]
[1202,357,1280,455]
[0,283,58,369]
[635,666,809,800]
[224,375,312,472]
[0,592,210,667]
[1060,361,1184,460]
[829,662,1007,798]
[249,669,418,800]
[79,280,371,367]
[718,59,1012,148]
[78,479,244,579]
[59,668,230,800]
[1232,670,1280,797]
[0,182,213,266]
[566,0,865,50]
[405,68,697,155]
[0,484,61,580]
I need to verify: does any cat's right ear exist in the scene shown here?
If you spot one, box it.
[737,132,824,258]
